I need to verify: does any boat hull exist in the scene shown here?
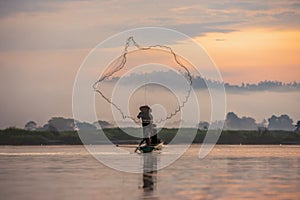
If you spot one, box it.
[137,142,164,153]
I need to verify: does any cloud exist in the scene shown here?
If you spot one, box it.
[0,0,64,18]
[287,2,300,9]
[271,11,300,28]
[208,1,272,11]
[1,1,299,51]
[0,0,101,18]
[168,21,239,37]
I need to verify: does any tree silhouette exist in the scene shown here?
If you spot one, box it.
[225,112,257,130]
[48,117,75,131]
[268,114,294,131]
[198,121,209,130]
[76,122,97,131]
[295,120,300,132]
[24,121,37,131]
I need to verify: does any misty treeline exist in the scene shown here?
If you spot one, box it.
[195,75,300,92]
[22,112,299,133]
[105,70,300,92]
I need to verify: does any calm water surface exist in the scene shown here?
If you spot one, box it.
[0,145,299,200]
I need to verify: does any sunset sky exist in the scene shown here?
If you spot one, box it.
[0,0,299,128]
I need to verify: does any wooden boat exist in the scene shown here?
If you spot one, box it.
[136,142,164,153]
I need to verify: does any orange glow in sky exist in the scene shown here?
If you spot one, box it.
[196,29,300,83]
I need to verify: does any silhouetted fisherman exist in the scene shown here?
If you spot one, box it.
[137,105,153,147]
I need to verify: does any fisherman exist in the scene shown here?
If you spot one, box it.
[137,105,153,146]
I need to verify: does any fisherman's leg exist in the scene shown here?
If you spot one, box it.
[150,134,157,145]
[145,137,151,146]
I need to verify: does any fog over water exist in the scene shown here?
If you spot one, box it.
[0,69,299,128]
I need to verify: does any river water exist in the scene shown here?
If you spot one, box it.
[0,145,299,200]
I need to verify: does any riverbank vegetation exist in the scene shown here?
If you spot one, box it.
[0,127,299,145]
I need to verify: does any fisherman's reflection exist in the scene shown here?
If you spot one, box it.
[141,154,159,199]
